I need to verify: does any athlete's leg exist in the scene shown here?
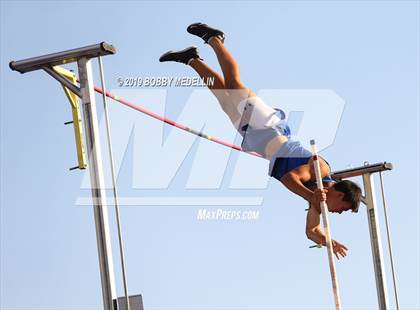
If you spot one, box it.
[207,36,248,91]
[188,58,245,125]
[188,58,226,101]
[207,36,257,127]
[159,46,225,98]
[159,46,247,126]
[187,23,256,124]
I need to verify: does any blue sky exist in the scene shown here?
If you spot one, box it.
[1,1,419,309]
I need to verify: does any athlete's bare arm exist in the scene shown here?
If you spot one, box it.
[305,203,349,259]
[281,161,350,259]
[305,206,325,244]
[280,159,330,203]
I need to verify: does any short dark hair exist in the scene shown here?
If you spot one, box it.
[333,180,362,213]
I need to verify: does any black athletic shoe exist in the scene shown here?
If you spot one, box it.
[159,46,202,65]
[187,22,225,44]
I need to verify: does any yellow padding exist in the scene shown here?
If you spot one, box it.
[54,66,87,169]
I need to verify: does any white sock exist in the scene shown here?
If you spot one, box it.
[208,35,223,44]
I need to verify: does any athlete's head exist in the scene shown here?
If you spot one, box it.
[327,180,362,214]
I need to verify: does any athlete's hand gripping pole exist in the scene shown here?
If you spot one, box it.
[310,139,342,310]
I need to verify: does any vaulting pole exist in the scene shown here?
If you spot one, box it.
[310,140,341,310]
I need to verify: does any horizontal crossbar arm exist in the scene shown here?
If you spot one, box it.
[9,42,115,74]
[332,162,393,180]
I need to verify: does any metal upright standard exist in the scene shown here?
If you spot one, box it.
[10,43,142,310]
[332,162,399,310]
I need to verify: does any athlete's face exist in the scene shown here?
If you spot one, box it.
[326,188,352,214]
